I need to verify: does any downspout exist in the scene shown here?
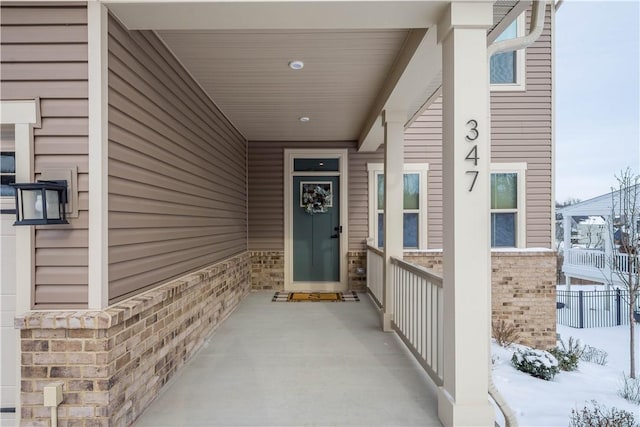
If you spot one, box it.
[487,2,548,427]
[488,0,547,58]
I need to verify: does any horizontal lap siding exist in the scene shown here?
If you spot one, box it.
[108,17,247,303]
[247,141,430,252]
[491,6,552,248]
[248,141,355,250]
[0,4,89,308]
[406,6,552,249]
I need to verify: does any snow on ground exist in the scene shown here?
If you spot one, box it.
[492,324,640,426]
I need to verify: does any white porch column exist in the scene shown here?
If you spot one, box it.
[564,215,572,291]
[604,218,613,291]
[382,110,405,331]
[437,3,494,426]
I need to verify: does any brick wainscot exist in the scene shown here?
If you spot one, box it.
[404,249,557,349]
[15,252,250,427]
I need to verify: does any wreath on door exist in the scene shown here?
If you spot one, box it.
[302,185,332,214]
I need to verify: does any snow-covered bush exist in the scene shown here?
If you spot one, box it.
[581,345,609,366]
[619,374,640,405]
[569,400,637,427]
[511,348,559,380]
[549,337,583,371]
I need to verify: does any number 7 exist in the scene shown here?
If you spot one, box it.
[466,171,479,192]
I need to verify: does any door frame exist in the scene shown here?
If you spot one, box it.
[284,149,348,291]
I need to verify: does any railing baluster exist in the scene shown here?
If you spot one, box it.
[378,255,444,386]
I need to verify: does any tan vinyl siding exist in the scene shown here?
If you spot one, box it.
[249,141,351,250]
[248,140,438,251]
[491,5,552,248]
[405,6,552,249]
[0,4,89,309]
[107,16,247,303]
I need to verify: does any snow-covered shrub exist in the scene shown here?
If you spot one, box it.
[569,400,637,427]
[492,320,520,347]
[511,348,559,380]
[619,374,640,405]
[581,345,608,366]
[549,337,583,371]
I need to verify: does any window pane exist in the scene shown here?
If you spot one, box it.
[378,213,384,248]
[377,174,384,210]
[490,52,517,84]
[491,173,517,209]
[1,153,15,173]
[293,158,339,172]
[495,20,517,42]
[0,175,15,197]
[403,174,419,209]
[492,213,516,247]
[403,213,418,248]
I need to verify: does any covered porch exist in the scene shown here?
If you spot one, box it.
[0,1,542,426]
[134,291,442,426]
[558,186,640,288]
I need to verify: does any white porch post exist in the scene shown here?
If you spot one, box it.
[437,3,494,426]
[604,218,613,291]
[564,215,572,291]
[382,110,405,331]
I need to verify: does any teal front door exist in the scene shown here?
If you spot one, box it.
[293,176,340,282]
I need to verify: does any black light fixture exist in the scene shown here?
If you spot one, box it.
[10,180,68,225]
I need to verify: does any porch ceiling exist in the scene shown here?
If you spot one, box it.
[106,0,522,145]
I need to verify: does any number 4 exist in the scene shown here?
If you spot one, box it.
[465,145,479,166]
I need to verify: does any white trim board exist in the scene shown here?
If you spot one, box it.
[0,98,40,426]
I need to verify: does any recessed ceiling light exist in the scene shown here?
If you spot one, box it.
[298,116,310,123]
[288,60,304,70]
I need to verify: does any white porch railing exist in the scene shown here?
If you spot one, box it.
[366,245,444,385]
[565,248,606,270]
[565,248,638,277]
[366,245,384,308]
[391,256,444,386]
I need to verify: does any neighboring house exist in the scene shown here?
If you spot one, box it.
[558,185,640,289]
[0,1,556,426]
[574,216,606,248]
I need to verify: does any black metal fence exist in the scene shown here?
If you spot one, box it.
[557,289,640,328]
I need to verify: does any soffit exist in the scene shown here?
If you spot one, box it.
[158,29,411,141]
[107,1,524,143]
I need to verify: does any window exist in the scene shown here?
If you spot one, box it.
[367,163,428,249]
[0,151,15,197]
[491,163,527,248]
[490,13,525,91]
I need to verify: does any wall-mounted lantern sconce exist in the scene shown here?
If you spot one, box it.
[10,180,68,225]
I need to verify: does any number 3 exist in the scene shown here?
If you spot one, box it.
[465,119,479,142]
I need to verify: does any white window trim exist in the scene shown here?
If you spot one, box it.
[490,13,526,92]
[491,162,527,248]
[367,163,429,250]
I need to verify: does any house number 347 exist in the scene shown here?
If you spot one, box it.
[464,119,479,192]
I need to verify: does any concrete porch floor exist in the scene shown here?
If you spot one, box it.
[134,291,442,427]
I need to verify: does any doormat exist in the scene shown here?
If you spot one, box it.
[271,292,359,302]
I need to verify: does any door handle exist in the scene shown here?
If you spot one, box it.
[330,234,339,239]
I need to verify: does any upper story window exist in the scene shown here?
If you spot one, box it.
[368,163,428,249]
[490,13,526,91]
[491,163,527,248]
